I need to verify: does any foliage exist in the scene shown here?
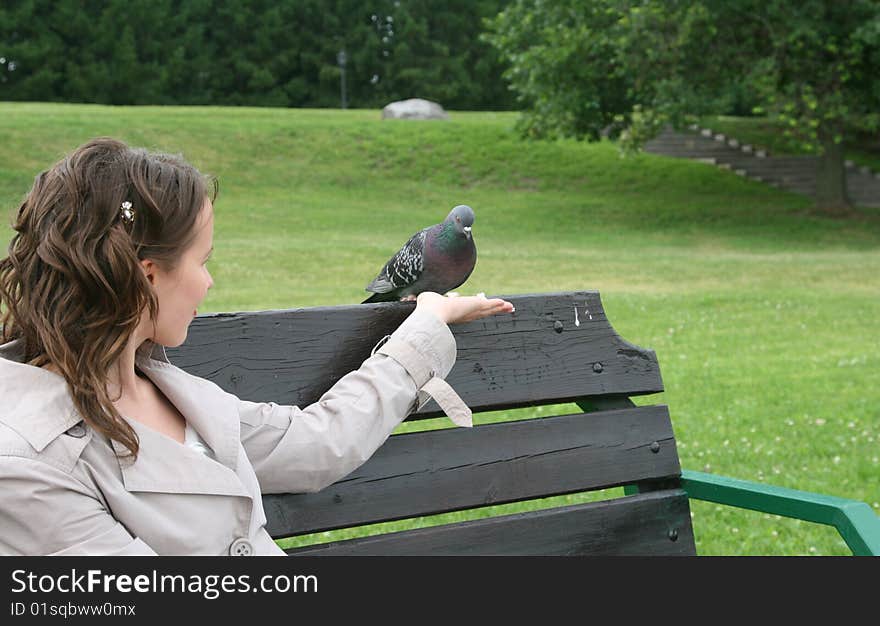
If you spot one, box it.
[0,0,516,110]
[483,0,880,157]
[740,0,880,153]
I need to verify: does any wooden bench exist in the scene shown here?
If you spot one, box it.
[168,291,880,556]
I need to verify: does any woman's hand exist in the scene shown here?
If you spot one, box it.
[414,291,515,325]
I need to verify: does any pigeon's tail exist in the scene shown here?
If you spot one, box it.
[362,291,396,304]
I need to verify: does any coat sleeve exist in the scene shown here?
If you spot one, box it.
[238,307,466,494]
[0,456,158,556]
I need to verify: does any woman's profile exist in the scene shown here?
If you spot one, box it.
[0,137,514,555]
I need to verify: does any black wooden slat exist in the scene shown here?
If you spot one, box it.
[285,490,696,556]
[262,405,680,538]
[166,291,663,418]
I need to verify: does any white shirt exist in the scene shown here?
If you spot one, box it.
[184,421,215,460]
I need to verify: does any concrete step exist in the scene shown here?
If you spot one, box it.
[647,142,737,150]
[647,137,769,156]
[646,143,746,156]
[850,187,880,198]
[850,193,880,204]
[722,164,815,177]
[647,128,880,206]
[733,169,816,179]
[719,158,817,169]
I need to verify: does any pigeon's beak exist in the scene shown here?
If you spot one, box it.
[463,226,472,238]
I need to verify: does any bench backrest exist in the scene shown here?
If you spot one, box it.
[168,290,695,555]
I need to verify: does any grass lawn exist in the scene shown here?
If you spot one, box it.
[1,102,878,555]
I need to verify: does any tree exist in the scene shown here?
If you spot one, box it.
[0,0,516,111]
[484,0,880,213]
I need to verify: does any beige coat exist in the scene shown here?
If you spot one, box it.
[0,308,471,555]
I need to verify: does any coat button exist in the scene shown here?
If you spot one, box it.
[65,423,86,438]
[229,538,254,556]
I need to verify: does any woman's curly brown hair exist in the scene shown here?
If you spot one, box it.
[0,137,218,461]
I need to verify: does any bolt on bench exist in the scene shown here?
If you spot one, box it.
[168,291,880,556]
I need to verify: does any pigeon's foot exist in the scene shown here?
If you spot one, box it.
[445,291,459,298]
[399,294,418,302]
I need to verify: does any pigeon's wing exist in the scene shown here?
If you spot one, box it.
[365,229,427,293]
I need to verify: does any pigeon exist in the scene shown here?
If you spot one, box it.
[362,205,477,303]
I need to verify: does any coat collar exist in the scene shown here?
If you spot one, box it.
[0,338,84,452]
[110,420,248,498]
[0,338,241,474]
[130,347,242,473]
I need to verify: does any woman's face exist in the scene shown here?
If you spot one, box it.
[141,198,215,347]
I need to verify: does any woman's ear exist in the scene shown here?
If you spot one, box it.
[140,259,156,286]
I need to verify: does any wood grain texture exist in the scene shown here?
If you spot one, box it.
[166,291,663,418]
[262,405,680,538]
[285,490,696,556]
[163,290,689,555]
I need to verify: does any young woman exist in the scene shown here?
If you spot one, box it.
[0,137,514,555]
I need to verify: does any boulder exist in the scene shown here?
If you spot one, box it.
[381,98,449,120]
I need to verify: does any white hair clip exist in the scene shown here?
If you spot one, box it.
[120,201,135,224]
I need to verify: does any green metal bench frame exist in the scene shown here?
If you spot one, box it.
[628,471,880,555]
